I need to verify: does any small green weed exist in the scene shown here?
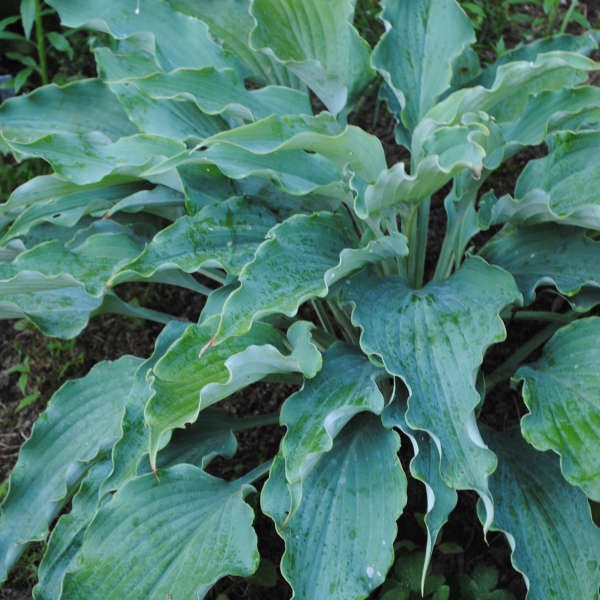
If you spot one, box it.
[7,334,85,412]
[457,564,516,599]
[460,0,592,58]
[8,356,40,412]
[507,0,591,37]
[0,157,49,203]
[0,0,96,93]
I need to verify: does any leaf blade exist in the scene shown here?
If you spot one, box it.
[0,356,142,583]
[280,344,387,514]
[262,415,406,600]
[484,427,600,600]
[342,258,521,528]
[61,465,259,600]
[372,0,475,133]
[516,317,600,501]
[480,224,600,304]
[250,0,373,114]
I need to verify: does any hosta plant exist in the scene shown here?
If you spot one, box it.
[1,0,599,598]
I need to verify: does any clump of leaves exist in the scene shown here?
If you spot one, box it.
[379,543,451,599]
[457,564,516,600]
[0,1,599,599]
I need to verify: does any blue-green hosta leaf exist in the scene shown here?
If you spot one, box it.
[0,79,135,152]
[100,321,189,496]
[280,344,387,514]
[548,103,600,133]
[484,427,600,600]
[61,465,259,600]
[147,318,321,465]
[567,287,600,312]
[93,42,163,81]
[250,0,373,115]
[0,356,142,584]
[0,176,147,243]
[478,32,598,88]
[101,184,185,220]
[501,86,600,153]
[425,51,596,128]
[382,398,457,593]
[4,133,186,186]
[372,0,475,133]
[262,415,406,600]
[146,406,238,473]
[177,163,237,212]
[480,224,600,304]
[169,0,298,87]
[235,174,344,216]
[33,460,113,600]
[9,232,143,296]
[495,130,600,229]
[114,196,280,281]
[48,0,231,72]
[149,143,349,199]
[515,318,600,501]
[449,45,481,91]
[342,258,521,529]
[204,113,386,183]
[216,212,407,341]
[94,336,239,496]
[92,40,229,141]
[0,272,102,338]
[108,81,227,142]
[358,118,489,219]
[216,212,352,340]
[128,67,310,123]
[106,321,239,490]
[0,241,23,263]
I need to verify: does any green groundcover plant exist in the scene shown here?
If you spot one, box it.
[0,0,599,598]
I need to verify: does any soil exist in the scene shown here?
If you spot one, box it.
[1,3,599,599]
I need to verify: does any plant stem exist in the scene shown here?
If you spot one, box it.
[432,176,481,281]
[311,299,334,335]
[327,298,357,344]
[34,0,47,85]
[310,327,338,350]
[510,310,576,323]
[559,0,578,34]
[484,320,571,393]
[348,78,379,121]
[236,459,274,487]
[97,293,182,325]
[414,199,430,287]
[406,199,430,288]
[197,267,226,285]
[231,412,280,431]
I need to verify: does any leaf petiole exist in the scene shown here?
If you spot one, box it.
[510,310,576,323]
[235,459,274,488]
[484,317,577,393]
